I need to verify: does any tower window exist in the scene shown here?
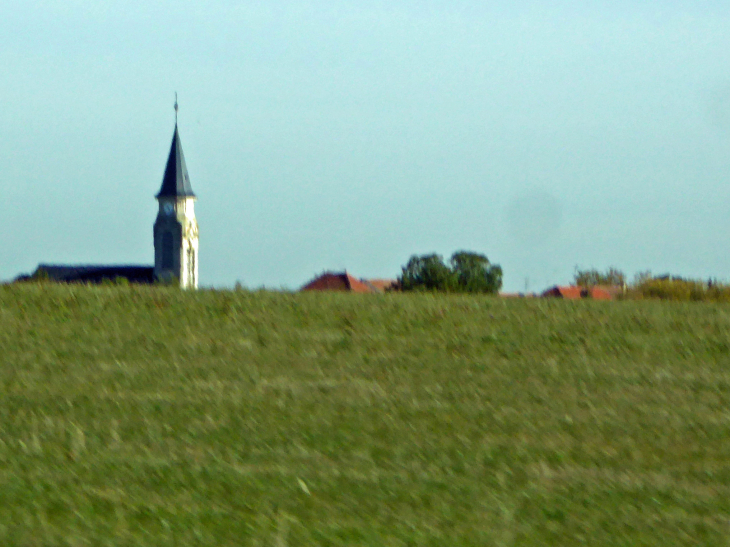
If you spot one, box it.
[162,232,174,269]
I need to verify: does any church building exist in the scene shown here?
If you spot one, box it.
[18,105,200,288]
[153,121,199,289]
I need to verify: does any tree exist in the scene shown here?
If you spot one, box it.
[399,254,456,292]
[399,251,503,293]
[450,251,503,294]
[574,267,626,287]
[632,270,652,286]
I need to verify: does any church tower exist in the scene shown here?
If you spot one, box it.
[154,102,198,289]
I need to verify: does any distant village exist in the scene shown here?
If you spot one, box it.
[299,271,626,300]
[16,263,628,301]
[8,109,682,303]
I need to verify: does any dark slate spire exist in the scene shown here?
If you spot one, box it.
[156,124,195,198]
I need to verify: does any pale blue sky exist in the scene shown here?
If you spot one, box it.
[2,1,729,291]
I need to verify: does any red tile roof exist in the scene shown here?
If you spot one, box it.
[363,279,398,292]
[541,285,619,300]
[589,286,612,300]
[542,286,584,299]
[592,285,624,299]
[301,272,376,293]
[344,273,374,293]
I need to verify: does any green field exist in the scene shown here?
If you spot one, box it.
[1,284,729,545]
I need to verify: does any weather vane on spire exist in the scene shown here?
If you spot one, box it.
[174,92,179,124]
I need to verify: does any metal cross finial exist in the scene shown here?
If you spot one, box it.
[174,92,179,124]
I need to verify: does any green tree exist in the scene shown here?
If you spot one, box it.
[450,251,503,294]
[399,251,503,293]
[399,254,456,292]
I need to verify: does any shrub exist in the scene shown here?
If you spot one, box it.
[632,276,730,302]
[154,275,180,288]
[574,267,626,287]
[28,268,51,283]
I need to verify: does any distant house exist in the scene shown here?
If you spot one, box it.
[589,286,623,300]
[541,285,617,300]
[363,279,400,292]
[542,286,584,299]
[301,272,397,293]
[16,264,155,284]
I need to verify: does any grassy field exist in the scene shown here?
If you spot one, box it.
[1,284,729,545]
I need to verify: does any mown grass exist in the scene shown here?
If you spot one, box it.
[1,284,729,545]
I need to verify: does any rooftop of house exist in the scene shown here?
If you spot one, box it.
[362,279,399,293]
[541,285,620,300]
[301,271,383,293]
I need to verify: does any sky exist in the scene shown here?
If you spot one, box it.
[2,1,730,291]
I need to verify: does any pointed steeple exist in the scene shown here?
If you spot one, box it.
[156,124,195,198]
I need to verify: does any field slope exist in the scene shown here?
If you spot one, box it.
[1,285,729,545]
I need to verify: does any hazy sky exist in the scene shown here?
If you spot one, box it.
[2,1,730,291]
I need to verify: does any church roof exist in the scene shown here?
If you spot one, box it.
[19,264,155,284]
[156,124,195,198]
